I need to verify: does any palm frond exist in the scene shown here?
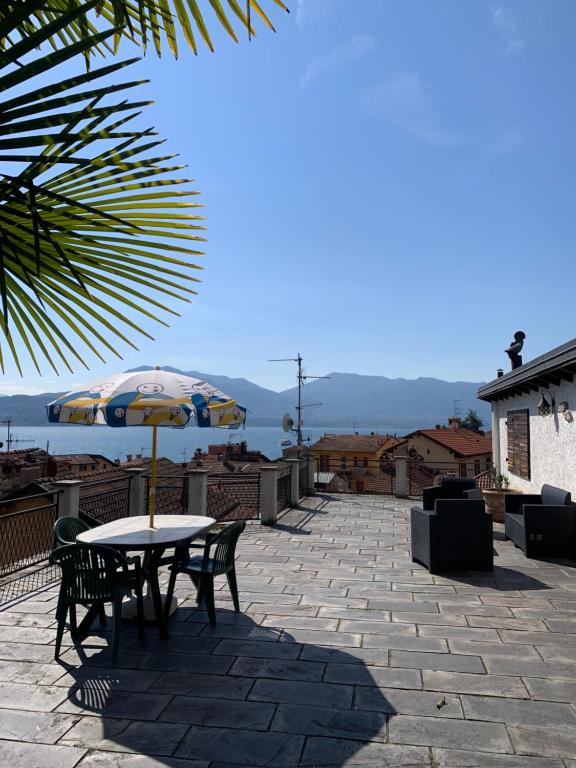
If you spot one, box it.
[0,0,290,58]
[0,6,203,375]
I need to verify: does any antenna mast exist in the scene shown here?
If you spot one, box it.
[268,353,330,447]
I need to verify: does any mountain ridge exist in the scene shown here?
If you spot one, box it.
[0,367,490,429]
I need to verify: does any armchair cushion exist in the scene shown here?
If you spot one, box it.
[541,484,572,506]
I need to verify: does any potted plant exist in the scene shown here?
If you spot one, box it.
[481,467,517,523]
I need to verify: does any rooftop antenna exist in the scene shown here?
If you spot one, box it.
[452,398,462,418]
[269,353,330,447]
[0,418,35,456]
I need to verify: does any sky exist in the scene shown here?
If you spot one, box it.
[2,0,576,396]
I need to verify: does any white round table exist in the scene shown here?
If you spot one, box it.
[77,515,216,637]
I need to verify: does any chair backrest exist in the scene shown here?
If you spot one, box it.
[210,521,246,575]
[440,477,476,492]
[50,543,126,603]
[541,484,572,506]
[53,516,90,548]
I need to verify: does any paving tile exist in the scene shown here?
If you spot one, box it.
[0,709,78,744]
[390,650,485,673]
[300,737,430,766]
[448,639,541,659]
[150,670,254,698]
[423,670,529,698]
[509,725,576,758]
[0,680,69,712]
[228,656,324,682]
[418,625,501,642]
[213,639,301,659]
[271,702,387,740]
[160,695,275,730]
[501,630,576,647]
[462,694,576,726]
[52,668,161,692]
[433,748,564,767]
[249,678,353,708]
[279,628,362,647]
[392,611,467,626]
[361,634,448,652]
[484,656,576,680]
[136,652,234,674]
[389,714,513,753]
[78,754,208,767]
[57,689,172,720]
[0,741,86,768]
[60,716,188,754]
[324,663,421,690]
[175,725,304,765]
[354,686,463,718]
[260,615,338,631]
[524,677,576,702]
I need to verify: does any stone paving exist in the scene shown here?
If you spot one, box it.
[1,494,576,766]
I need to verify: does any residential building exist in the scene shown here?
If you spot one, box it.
[478,336,576,496]
[393,419,492,478]
[310,433,400,493]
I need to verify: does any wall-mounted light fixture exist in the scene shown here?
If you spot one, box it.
[537,390,555,417]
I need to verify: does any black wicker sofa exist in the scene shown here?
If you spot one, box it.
[504,484,575,558]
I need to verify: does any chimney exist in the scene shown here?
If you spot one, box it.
[447,417,460,430]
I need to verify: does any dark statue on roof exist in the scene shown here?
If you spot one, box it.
[506,330,526,370]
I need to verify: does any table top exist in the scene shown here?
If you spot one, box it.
[77,515,216,550]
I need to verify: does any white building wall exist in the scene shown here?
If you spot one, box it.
[494,379,576,496]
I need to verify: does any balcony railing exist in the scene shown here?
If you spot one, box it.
[207,474,261,521]
[276,466,291,513]
[79,477,130,525]
[0,494,59,578]
[144,474,188,516]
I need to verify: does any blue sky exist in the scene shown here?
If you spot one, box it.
[2,0,576,395]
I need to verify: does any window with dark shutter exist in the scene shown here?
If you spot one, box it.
[507,409,531,479]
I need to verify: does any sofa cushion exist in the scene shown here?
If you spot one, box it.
[541,484,572,506]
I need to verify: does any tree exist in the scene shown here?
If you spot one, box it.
[461,409,484,433]
[0,0,287,374]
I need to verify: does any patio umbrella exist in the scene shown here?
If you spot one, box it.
[46,368,246,527]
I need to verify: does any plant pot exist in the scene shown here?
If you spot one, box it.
[481,489,520,524]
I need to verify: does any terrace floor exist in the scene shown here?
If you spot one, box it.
[1,494,576,767]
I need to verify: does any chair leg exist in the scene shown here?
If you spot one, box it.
[227,568,240,612]
[98,605,107,626]
[54,601,68,660]
[136,584,145,638]
[68,604,77,636]
[191,573,203,606]
[112,599,122,657]
[164,567,179,620]
[203,575,216,624]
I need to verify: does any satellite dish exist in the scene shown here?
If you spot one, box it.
[282,413,294,433]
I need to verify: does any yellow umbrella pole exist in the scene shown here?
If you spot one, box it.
[149,425,158,528]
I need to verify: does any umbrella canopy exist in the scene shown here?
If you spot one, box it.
[47,370,246,526]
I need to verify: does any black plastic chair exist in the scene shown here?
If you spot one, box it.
[53,516,91,548]
[504,484,574,558]
[165,521,246,624]
[422,477,476,511]
[50,543,144,659]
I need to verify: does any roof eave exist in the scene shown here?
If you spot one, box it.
[478,337,576,403]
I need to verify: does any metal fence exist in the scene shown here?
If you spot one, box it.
[0,494,59,579]
[314,457,491,498]
[276,466,291,513]
[79,477,130,526]
[207,474,261,521]
[144,474,188,516]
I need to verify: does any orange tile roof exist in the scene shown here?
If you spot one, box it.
[398,428,492,458]
[311,434,400,454]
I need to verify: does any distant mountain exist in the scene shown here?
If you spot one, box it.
[280,373,491,429]
[0,368,490,430]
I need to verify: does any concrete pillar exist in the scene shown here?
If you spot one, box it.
[286,458,300,505]
[52,480,83,518]
[307,453,316,494]
[186,469,209,516]
[124,468,147,516]
[260,465,279,525]
[395,456,408,498]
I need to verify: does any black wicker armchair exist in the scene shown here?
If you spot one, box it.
[422,477,476,511]
[411,499,493,574]
[504,484,575,558]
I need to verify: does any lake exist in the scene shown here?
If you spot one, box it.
[2,425,407,462]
